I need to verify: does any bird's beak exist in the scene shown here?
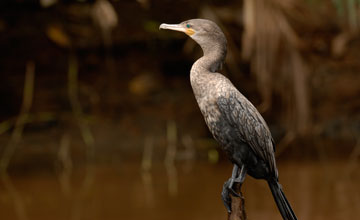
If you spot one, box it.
[159,23,195,36]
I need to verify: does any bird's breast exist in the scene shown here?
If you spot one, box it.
[190,71,237,148]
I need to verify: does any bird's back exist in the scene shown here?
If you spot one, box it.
[191,70,278,178]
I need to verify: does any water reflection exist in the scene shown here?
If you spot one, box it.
[1,174,28,220]
[0,160,359,220]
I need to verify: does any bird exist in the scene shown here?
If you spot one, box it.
[160,19,297,220]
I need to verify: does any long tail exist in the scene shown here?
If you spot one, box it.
[267,179,297,220]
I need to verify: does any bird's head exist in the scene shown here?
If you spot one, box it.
[160,19,226,53]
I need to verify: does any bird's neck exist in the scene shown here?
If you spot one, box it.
[190,42,226,99]
[192,43,226,74]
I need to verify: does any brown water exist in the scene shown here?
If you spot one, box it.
[0,160,359,220]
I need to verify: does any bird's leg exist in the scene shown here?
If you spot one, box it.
[221,164,247,213]
[228,164,239,194]
[228,164,247,196]
[234,164,247,186]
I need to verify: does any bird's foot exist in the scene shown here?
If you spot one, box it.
[221,164,247,213]
[221,179,233,213]
[221,177,241,213]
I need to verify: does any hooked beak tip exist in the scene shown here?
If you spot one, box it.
[159,23,167,30]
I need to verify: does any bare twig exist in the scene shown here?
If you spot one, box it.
[0,61,35,173]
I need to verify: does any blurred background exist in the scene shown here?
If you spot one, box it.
[0,0,359,219]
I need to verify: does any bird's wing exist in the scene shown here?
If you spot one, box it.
[216,92,277,175]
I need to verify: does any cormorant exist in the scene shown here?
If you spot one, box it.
[160,19,297,220]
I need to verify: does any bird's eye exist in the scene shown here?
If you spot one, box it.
[186,24,191,28]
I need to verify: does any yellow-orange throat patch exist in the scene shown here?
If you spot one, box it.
[185,28,195,36]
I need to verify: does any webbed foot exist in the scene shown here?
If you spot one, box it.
[221,164,247,213]
[221,178,239,213]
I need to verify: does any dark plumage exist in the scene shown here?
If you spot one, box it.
[160,19,297,220]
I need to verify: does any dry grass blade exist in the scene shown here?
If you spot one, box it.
[57,133,73,196]
[67,54,96,220]
[68,55,96,167]
[290,49,310,135]
[0,61,35,173]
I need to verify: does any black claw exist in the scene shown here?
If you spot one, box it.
[221,181,232,213]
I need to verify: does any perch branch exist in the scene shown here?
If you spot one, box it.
[228,183,246,220]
